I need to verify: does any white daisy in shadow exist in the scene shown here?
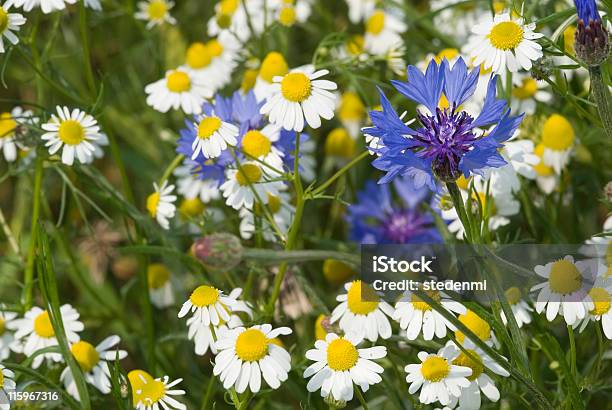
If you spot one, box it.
[135,0,176,29]
[0,364,16,410]
[147,263,175,309]
[499,286,533,328]
[220,162,285,210]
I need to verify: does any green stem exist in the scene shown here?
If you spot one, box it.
[158,154,185,186]
[200,376,216,410]
[354,386,369,410]
[446,181,474,243]
[243,248,359,266]
[0,207,21,259]
[568,325,577,377]
[309,150,369,198]
[78,0,97,98]
[22,156,44,310]
[588,65,612,139]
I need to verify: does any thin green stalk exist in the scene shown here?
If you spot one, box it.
[0,206,21,259]
[588,65,612,139]
[446,181,474,243]
[22,155,44,310]
[568,325,577,377]
[200,376,216,410]
[78,0,97,98]
[354,386,369,410]
[308,150,369,198]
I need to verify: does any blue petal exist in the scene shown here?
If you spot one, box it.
[472,75,508,128]
[443,57,480,108]
[575,0,600,22]
[213,94,233,121]
[393,175,430,209]
[459,144,507,177]
[485,112,525,145]
[392,60,445,114]
[372,151,436,190]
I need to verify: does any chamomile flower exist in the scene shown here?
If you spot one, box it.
[531,255,596,325]
[467,12,544,73]
[260,66,337,132]
[330,280,395,342]
[220,162,284,210]
[240,124,284,170]
[128,370,186,410]
[303,333,386,402]
[345,0,376,23]
[540,114,575,173]
[41,106,102,166]
[393,288,466,340]
[11,0,76,14]
[253,51,290,101]
[239,192,293,241]
[0,364,15,410]
[145,68,212,114]
[454,309,498,347]
[60,336,128,400]
[147,263,174,309]
[444,339,510,409]
[532,143,559,194]
[0,2,26,53]
[189,112,239,160]
[499,287,533,328]
[185,37,238,92]
[575,275,612,339]
[0,310,18,360]
[10,305,83,369]
[146,181,177,230]
[0,107,34,162]
[325,128,355,160]
[488,138,539,194]
[405,345,472,406]
[213,324,292,393]
[510,74,552,115]
[135,0,176,28]
[364,9,407,55]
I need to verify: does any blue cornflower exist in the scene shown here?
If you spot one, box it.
[575,0,600,23]
[364,58,524,189]
[346,177,441,244]
[573,0,609,66]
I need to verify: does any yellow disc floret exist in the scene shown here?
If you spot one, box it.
[242,130,272,158]
[198,116,222,139]
[166,70,191,93]
[281,72,312,102]
[323,259,356,284]
[58,120,85,145]
[0,317,5,335]
[434,48,460,64]
[236,163,263,186]
[366,10,385,35]
[421,355,450,382]
[279,6,296,26]
[71,341,100,373]
[186,42,212,69]
[0,113,16,138]
[267,193,281,214]
[147,0,168,20]
[346,280,379,315]
[146,192,160,217]
[504,287,522,305]
[259,52,289,83]
[541,114,574,151]
[533,143,554,177]
[346,35,364,55]
[452,349,483,381]
[34,311,55,338]
[512,78,538,99]
[128,370,155,404]
[179,198,205,218]
[488,21,524,50]
[338,92,366,122]
[455,310,491,343]
[325,128,355,158]
[314,314,328,340]
[190,285,220,307]
[563,26,576,55]
[548,259,582,294]
[589,287,611,316]
[235,329,269,362]
[147,263,171,289]
[411,290,441,311]
[241,68,259,92]
[0,7,8,33]
[327,338,358,371]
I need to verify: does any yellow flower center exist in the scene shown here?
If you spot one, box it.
[0,317,5,335]
[139,378,166,405]
[456,175,471,190]
[541,114,574,151]
[259,52,289,83]
[488,21,524,50]
[219,0,238,15]
[279,6,296,26]
[563,26,576,55]
[326,338,358,371]
[325,128,355,159]
[241,68,259,92]
[58,120,85,146]
[147,263,171,289]
[34,311,55,338]
[492,1,506,13]
[71,341,100,373]
[533,143,554,176]
[589,287,611,315]
[434,48,459,64]
[453,349,483,381]
[346,35,364,55]
[216,12,232,28]
[421,355,450,382]
[197,116,222,139]
[323,259,356,284]
[166,70,191,93]
[267,193,281,214]
[206,39,223,57]
[339,91,366,122]
[366,10,385,35]
[547,259,583,294]
[235,329,269,362]
[505,286,522,305]
[242,130,272,158]
[128,370,155,404]
[473,191,497,216]
[190,285,220,307]
[346,280,379,315]
[411,290,441,311]
[179,198,205,218]
[281,72,312,102]
[512,78,538,99]
[0,112,16,138]
[314,314,328,340]
[455,310,491,343]
[186,42,212,69]
[147,0,168,19]
[146,192,160,217]
[0,370,3,388]
[0,7,10,34]
[235,163,263,186]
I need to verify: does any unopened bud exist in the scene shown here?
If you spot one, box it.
[530,57,554,81]
[575,19,610,66]
[324,395,347,408]
[192,233,243,271]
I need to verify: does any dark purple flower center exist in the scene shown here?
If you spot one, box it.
[382,209,429,243]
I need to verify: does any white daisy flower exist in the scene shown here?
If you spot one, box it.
[0,364,16,410]
[135,0,176,29]
[510,73,552,115]
[532,143,559,194]
[9,304,83,369]
[531,255,596,325]
[174,164,221,203]
[540,114,575,173]
[454,309,498,348]
[11,0,76,14]
[147,263,175,309]
[330,280,395,342]
[220,162,284,210]
[344,0,376,23]
[41,106,102,166]
[185,35,239,92]
[213,324,292,393]
[0,2,26,53]
[466,12,543,73]
[393,288,466,340]
[144,68,212,114]
[0,310,18,360]
[303,332,386,402]
[573,274,612,339]
[240,124,284,171]
[239,191,293,242]
[81,132,108,164]
[190,112,238,160]
[207,0,266,43]
[128,370,186,410]
[0,107,35,162]
[488,138,539,194]
[260,66,337,132]
[60,336,128,400]
[405,345,472,406]
[146,181,177,230]
[252,51,290,101]
[364,9,407,55]
[443,339,510,409]
[499,287,533,328]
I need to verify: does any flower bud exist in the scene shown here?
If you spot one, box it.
[529,57,554,80]
[432,157,462,183]
[573,0,610,66]
[324,395,347,408]
[192,233,243,271]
